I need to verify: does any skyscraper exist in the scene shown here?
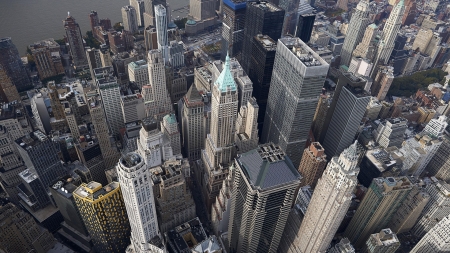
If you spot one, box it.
[344,177,413,248]
[128,60,149,89]
[161,113,181,156]
[321,72,371,158]
[220,0,247,59]
[143,0,167,27]
[353,24,378,60]
[234,97,259,154]
[116,152,162,253]
[29,39,65,81]
[201,53,239,210]
[329,238,355,253]
[122,5,139,33]
[73,181,131,253]
[298,142,327,188]
[371,66,394,101]
[130,0,145,27]
[63,14,88,69]
[145,50,173,120]
[410,214,450,253]
[295,13,316,43]
[240,1,284,73]
[363,228,400,253]
[261,37,329,167]
[295,142,360,253]
[340,0,370,67]
[0,38,32,92]
[155,4,169,63]
[373,117,407,148]
[228,143,301,253]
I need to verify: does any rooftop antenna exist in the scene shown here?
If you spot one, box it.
[68,11,70,17]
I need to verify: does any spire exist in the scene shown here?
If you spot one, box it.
[341,141,359,162]
[215,52,237,92]
[397,0,404,7]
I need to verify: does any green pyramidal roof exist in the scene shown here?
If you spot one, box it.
[163,113,177,124]
[215,53,237,92]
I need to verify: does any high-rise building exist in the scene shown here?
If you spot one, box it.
[200,53,239,210]
[122,5,139,33]
[121,94,145,124]
[294,142,360,253]
[143,0,167,27]
[240,1,284,73]
[150,159,196,233]
[402,0,417,25]
[74,132,108,186]
[247,35,276,135]
[412,178,450,238]
[117,153,164,253]
[74,181,131,253]
[344,177,413,248]
[145,50,173,120]
[128,60,149,89]
[15,130,66,189]
[298,142,327,188]
[329,238,355,253]
[155,4,169,63]
[29,39,65,80]
[371,66,394,101]
[371,0,405,69]
[234,97,259,154]
[363,228,400,253]
[373,118,407,148]
[321,72,371,158]
[220,0,247,59]
[390,185,430,234]
[0,38,32,92]
[295,13,316,43]
[180,85,205,161]
[89,10,100,32]
[340,0,370,67]
[86,48,102,80]
[428,134,450,182]
[0,203,56,253]
[0,66,21,103]
[168,41,185,68]
[63,14,88,69]
[94,67,125,135]
[353,24,378,60]
[410,214,450,253]
[161,113,181,156]
[228,143,301,253]
[261,37,329,167]
[130,0,145,27]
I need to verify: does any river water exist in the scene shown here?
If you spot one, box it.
[0,0,190,55]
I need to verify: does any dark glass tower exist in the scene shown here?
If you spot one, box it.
[220,0,247,60]
[295,13,316,43]
[0,38,32,92]
[240,1,284,73]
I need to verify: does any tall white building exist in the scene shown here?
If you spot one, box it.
[161,114,181,156]
[121,94,145,124]
[155,5,169,63]
[423,115,448,137]
[128,60,149,89]
[410,214,450,252]
[373,118,407,148]
[234,97,259,154]
[122,5,139,33]
[294,142,360,253]
[117,152,163,253]
[145,50,173,120]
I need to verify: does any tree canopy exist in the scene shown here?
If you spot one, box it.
[387,68,448,97]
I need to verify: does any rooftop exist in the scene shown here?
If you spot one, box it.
[166,217,208,252]
[73,181,119,202]
[254,34,277,51]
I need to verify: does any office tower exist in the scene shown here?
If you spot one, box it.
[402,0,417,25]
[340,0,370,67]
[311,92,330,140]
[295,13,316,43]
[144,27,158,51]
[371,66,394,101]
[201,53,239,210]
[161,113,181,156]
[63,14,88,69]
[372,0,405,68]
[410,215,450,253]
[248,35,276,134]
[128,60,149,89]
[88,96,121,171]
[17,169,51,210]
[75,132,108,186]
[423,115,447,137]
[154,5,169,63]
[0,103,31,141]
[353,24,378,60]
[122,5,139,33]
[150,159,196,233]
[143,0,166,27]
[240,1,284,73]
[390,186,430,234]
[180,85,205,161]
[344,177,413,248]
[234,97,259,154]
[15,130,66,189]
[49,177,93,252]
[99,45,112,67]
[364,97,382,120]
[356,147,401,188]
[86,48,102,80]
[321,72,371,158]
[0,38,32,92]
[293,142,359,252]
[348,57,373,77]
[363,229,400,253]
[428,135,450,182]
[373,118,407,148]
[227,143,301,253]
[117,153,163,253]
[298,142,327,188]
[121,94,145,124]
[28,39,64,80]
[47,81,68,132]
[329,238,355,253]
[0,66,20,103]
[412,29,433,54]
[169,41,184,68]
[221,0,247,59]
[211,161,235,236]
[190,0,217,20]
[412,179,450,238]
[145,50,173,120]
[166,67,188,103]
[137,117,174,167]
[262,37,329,167]
[89,10,99,32]
[130,0,145,27]
[74,181,131,253]
[0,203,56,253]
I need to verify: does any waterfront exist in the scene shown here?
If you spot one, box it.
[0,0,189,55]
